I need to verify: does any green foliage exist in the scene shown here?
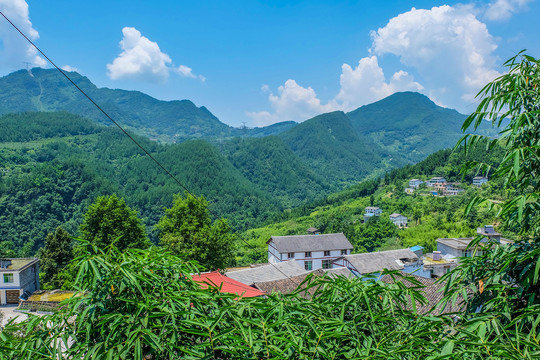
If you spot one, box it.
[442,52,540,329]
[2,245,540,359]
[157,192,235,270]
[80,194,150,251]
[37,227,74,289]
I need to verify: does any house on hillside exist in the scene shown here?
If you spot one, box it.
[473,176,488,187]
[364,206,382,223]
[427,177,446,187]
[444,183,464,196]
[0,258,40,305]
[389,213,408,228]
[409,179,423,188]
[306,227,320,235]
[332,249,429,278]
[267,233,353,270]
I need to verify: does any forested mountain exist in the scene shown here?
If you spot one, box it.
[278,111,389,185]
[347,92,496,163]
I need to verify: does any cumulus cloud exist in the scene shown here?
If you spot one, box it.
[335,56,423,111]
[107,27,204,83]
[0,0,46,71]
[370,5,501,105]
[484,0,532,21]
[247,80,337,126]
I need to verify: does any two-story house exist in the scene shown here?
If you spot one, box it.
[427,177,446,187]
[389,213,408,228]
[267,233,353,270]
[408,179,423,188]
[364,206,382,223]
[473,176,488,187]
[0,258,40,305]
[436,225,513,259]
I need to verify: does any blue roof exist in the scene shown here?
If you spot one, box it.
[410,245,424,252]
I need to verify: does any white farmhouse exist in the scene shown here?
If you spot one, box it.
[427,177,446,187]
[267,233,353,270]
[473,176,488,187]
[389,213,408,228]
[0,258,40,305]
[408,179,423,188]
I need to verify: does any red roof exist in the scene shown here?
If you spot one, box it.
[192,271,265,298]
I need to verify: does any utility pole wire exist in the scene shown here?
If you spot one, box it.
[0,10,302,287]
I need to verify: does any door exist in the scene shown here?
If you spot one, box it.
[6,290,20,304]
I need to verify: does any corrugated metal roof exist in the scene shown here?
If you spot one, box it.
[268,233,353,253]
[226,260,309,286]
[339,249,418,274]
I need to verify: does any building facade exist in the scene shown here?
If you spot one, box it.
[267,233,353,270]
[473,176,488,187]
[408,179,423,188]
[0,258,40,305]
[389,213,408,228]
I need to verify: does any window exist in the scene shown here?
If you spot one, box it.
[322,260,332,269]
[305,251,312,258]
[341,249,347,255]
[3,273,14,283]
[324,250,331,256]
[288,252,295,259]
[304,261,312,270]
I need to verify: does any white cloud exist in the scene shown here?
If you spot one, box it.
[335,56,423,111]
[370,5,501,107]
[247,80,337,126]
[107,27,204,83]
[0,0,45,70]
[484,0,532,21]
[61,65,78,72]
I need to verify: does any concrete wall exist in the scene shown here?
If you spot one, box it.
[436,242,461,257]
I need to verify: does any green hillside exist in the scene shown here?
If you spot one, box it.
[236,143,507,265]
[279,111,390,185]
[347,91,497,163]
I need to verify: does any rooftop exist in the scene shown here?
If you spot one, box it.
[436,238,475,250]
[227,260,309,286]
[0,258,39,272]
[389,213,405,218]
[192,271,265,298]
[268,233,353,253]
[337,249,419,274]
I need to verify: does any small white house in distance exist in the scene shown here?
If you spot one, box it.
[427,177,446,187]
[267,233,353,270]
[365,206,382,215]
[473,176,488,187]
[0,258,40,305]
[389,213,408,228]
[409,179,423,188]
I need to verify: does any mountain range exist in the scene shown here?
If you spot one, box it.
[0,68,500,255]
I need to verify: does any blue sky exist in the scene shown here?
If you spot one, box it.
[0,0,538,127]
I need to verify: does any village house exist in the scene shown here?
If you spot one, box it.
[423,251,458,278]
[436,225,513,259]
[408,179,423,188]
[363,206,382,223]
[267,233,353,270]
[472,176,488,187]
[227,260,309,286]
[332,248,430,278]
[427,177,446,187]
[389,213,408,228]
[444,183,464,196]
[192,271,265,298]
[0,258,40,305]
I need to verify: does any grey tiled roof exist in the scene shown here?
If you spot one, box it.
[268,233,353,253]
[380,271,464,314]
[338,249,418,274]
[226,260,309,286]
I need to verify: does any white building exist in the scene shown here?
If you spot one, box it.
[0,258,40,305]
[427,177,446,187]
[408,179,423,188]
[389,213,408,228]
[267,233,353,270]
[473,176,488,187]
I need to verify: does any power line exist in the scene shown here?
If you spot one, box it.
[0,11,301,287]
